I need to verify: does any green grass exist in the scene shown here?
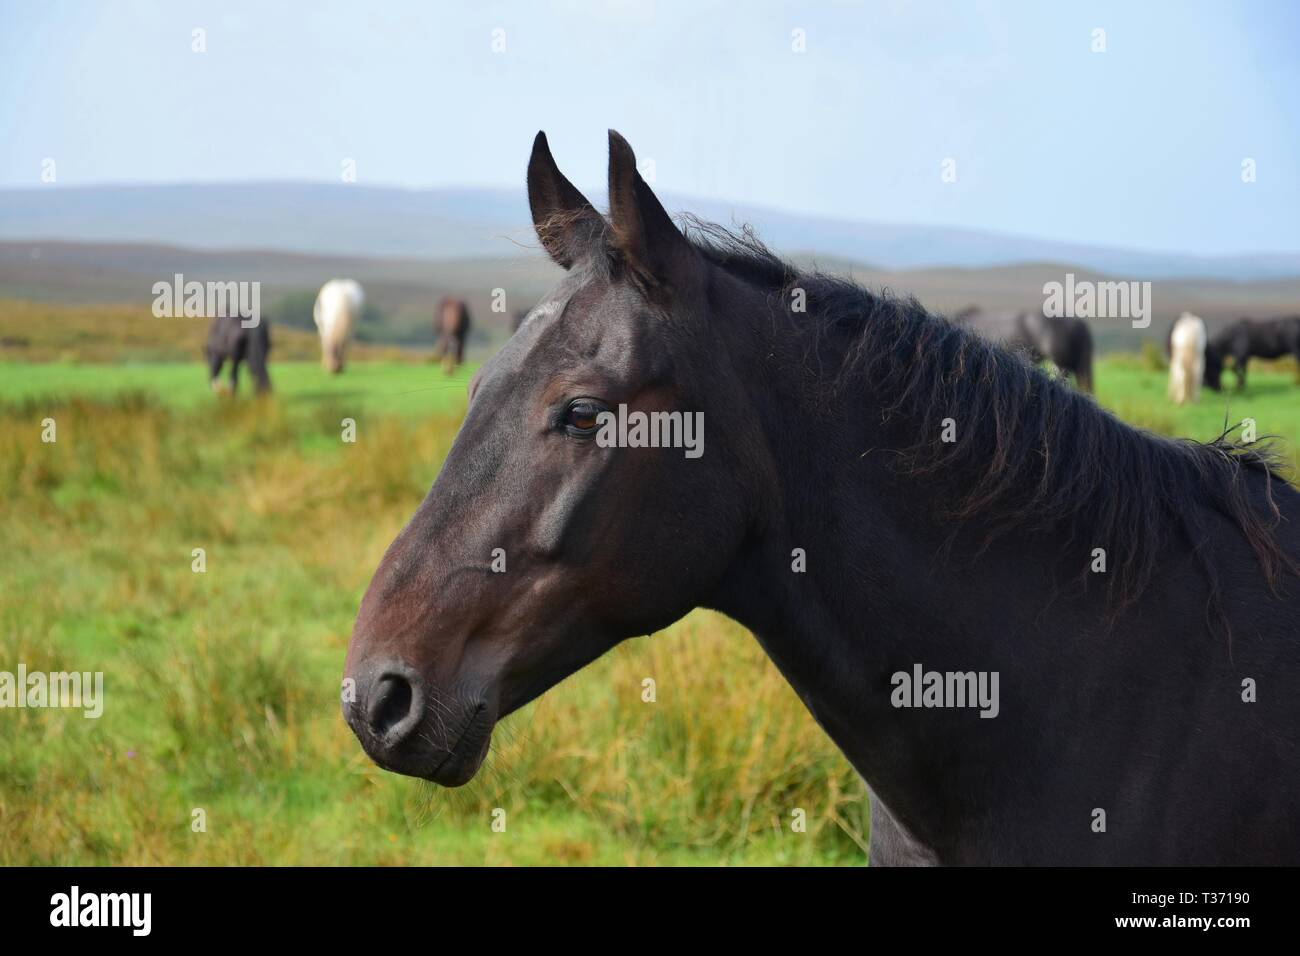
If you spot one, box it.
[0,360,475,417]
[2,341,1297,866]
[0,366,867,866]
[1093,356,1300,473]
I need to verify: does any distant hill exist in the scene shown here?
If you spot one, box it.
[0,298,418,364]
[3,183,1299,282]
[4,240,1298,357]
[0,240,560,351]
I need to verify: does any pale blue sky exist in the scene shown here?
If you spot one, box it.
[2,0,1297,255]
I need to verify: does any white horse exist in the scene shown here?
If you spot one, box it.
[1168,311,1207,405]
[313,279,365,374]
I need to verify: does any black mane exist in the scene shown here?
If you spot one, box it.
[683,217,1298,623]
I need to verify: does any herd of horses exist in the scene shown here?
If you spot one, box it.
[1169,311,1300,405]
[203,271,1298,408]
[955,306,1300,403]
[339,131,1300,866]
[203,282,474,391]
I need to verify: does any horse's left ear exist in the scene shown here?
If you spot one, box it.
[607,130,696,290]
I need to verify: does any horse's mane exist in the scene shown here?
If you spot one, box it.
[681,217,1299,624]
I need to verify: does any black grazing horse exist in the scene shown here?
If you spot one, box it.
[955,306,1094,392]
[206,314,270,394]
[1205,315,1300,392]
[343,132,1300,865]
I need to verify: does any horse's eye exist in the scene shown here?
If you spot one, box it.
[563,399,605,436]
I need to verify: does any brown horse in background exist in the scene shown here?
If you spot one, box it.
[434,297,472,372]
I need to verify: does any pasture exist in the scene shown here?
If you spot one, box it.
[2,302,1298,866]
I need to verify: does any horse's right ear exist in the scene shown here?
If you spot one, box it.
[528,132,601,270]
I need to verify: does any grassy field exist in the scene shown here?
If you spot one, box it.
[0,356,869,865]
[2,305,1298,866]
[1093,350,1300,474]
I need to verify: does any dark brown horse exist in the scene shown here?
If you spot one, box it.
[954,306,1094,392]
[343,132,1300,865]
[205,314,270,394]
[1205,315,1300,392]
[433,296,471,373]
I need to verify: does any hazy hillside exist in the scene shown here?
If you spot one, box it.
[4,183,1300,281]
[5,240,1298,357]
[0,241,560,351]
[0,298,420,364]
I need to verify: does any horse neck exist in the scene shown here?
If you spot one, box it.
[702,276,1096,858]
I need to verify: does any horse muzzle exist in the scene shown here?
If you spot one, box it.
[342,658,495,786]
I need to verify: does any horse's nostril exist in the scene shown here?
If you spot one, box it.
[370,673,417,740]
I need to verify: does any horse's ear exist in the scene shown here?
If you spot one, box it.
[528,132,601,270]
[607,130,695,290]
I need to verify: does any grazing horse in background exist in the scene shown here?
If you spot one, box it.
[1205,315,1300,392]
[1020,310,1094,392]
[434,296,472,372]
[313,279,365,374]
[1167,312,1207,405]
[955,306,1094,392]
[205,314,270,394]
[344,132,1300,865]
